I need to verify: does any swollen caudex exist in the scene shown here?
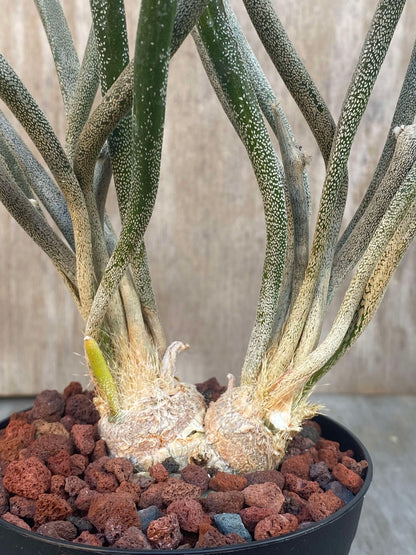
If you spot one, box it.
[94,341,207,470]
[91,341,318,473]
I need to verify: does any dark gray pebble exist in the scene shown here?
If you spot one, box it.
[161,457,179,474]
[327,481,355,504]
[213,513,252,542]
[67,515,93,533]
[137,505,163,533]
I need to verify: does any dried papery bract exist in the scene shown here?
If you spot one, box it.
[0,0,415,472]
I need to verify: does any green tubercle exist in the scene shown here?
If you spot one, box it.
[84,336,120,418]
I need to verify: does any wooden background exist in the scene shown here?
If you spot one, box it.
[1,0,416,396]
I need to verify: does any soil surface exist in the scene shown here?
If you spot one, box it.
[0,380,368,550]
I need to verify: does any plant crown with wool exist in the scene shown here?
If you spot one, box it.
[0,0,415,472]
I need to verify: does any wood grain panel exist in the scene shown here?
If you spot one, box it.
[0,0,415,395]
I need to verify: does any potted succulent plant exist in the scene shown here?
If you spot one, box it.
[0,0,413,552]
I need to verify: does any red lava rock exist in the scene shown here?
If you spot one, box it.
[87,492,140,532]
[284,473,322,499]
[1,511,31,530]
[0,483,9,515]
[138,482,166,509]
[71,425,96,456]
[50,475,66,497]
[244,470,285,490]
[316,438,340,452]
[74,487,99,512]
[92,439,108,460]
[341,448,355,459]
[70,454,89,476]
[225,533,247,544]
[4,420,34,445]
[37,520,78,540]
[209,471,248,492]
[104,515,130,544]
[21,434,74,462]
[243,482,285,511]
[161,477,202,506]
[4,457,51,499]
[181,464,210,491]
[0,436,26,463]
[281,452,313,480]
[47,449,72,476]
[147,513,183,550]
[8,412,29,424]
[332,463,364,494]
[9,496,36,520]
[61,415,76,433]
[318,448,339,470]
[195,377,226,403]
[195,525,228,548]
[73,531,103,546]
[202,491,245,514]
[33,420,69,439]
[307,490,345,521]
[341,456,368,478]
[309,447,320,463]
[30,390,65,422]
[283,490,307,515]
[296,504,313,523]
[167,498,206,533]
[114,526,151,550]
[65,476,88,497]
[239,506,279,533]
[149,463,169,482]
[104,457,134,483]
[116,481,142,504]
[254,512,298,540]
[35,493,72,525]
[84,457,118,493]
[65,394,99,425]
[63,382,83,400]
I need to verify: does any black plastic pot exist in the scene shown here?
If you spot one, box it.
[0,413,372,555]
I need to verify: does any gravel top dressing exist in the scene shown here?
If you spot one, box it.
[0,380,368,550]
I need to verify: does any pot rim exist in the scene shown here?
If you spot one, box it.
[0,412,373,554]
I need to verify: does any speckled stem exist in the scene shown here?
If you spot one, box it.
[90,0,162,351]
[93,147,112,225]
[34,0,80,117]
[243,0,335,162]
[0,130,32,198]
[65,28,100,161]
[278,160,416,399]
[172,0,210,54]
[86,0,177,339]
[272,106,308,305]
[224,0,310,340]
[304,193,416,395]
[0,156,79,307]
[329,123,416,302]
[0,109,75,249]
[196,1,288,385]
[337,39,416,254]
[265,0,406,386]
[0,54,95,316]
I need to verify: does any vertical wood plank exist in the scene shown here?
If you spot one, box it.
[0,0,415,395]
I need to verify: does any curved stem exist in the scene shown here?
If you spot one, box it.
[265,0,406,385]
[34,0,80,116]
[195,1,288,385]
